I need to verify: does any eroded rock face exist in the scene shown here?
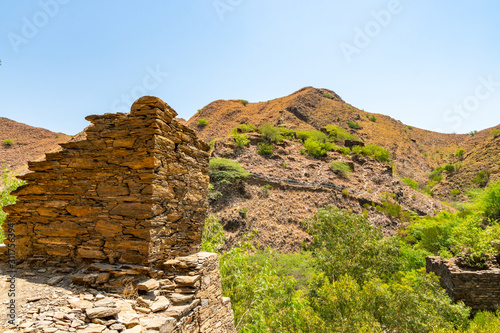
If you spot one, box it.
[3,96,210,266]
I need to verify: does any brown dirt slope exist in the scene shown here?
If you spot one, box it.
[0,117,70,175]
[188,87,500,196]
[209,135,447,253]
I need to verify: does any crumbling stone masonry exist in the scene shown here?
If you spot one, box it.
[3,96,210,266]
[426,256,500,313]
[1,96,236,332]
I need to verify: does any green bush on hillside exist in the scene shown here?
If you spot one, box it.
[402,177,419,190]
[477,179,500,220]
[303,138,332,158]
[455,149,465,158]
[322,93,333,99]
[347,121,360,129]
[490,129,500,138]
[258,123,283,143]
[3,139,14,146]
[473,171,491,187]
[198,118,209,127]
[257,142,274,156]
[241,100,249,106]
[238,124,256,133]
[351,144,391,162]
[208,158,250,185]
[330,161,351,178]
[324,125,360,142]
[230,130,250,147]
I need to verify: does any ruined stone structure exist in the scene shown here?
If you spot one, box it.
[426,256,500,313]
[4,96,210,266]
[1,96,236,332]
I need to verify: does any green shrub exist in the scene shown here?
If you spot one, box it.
[469,130,478,136]
[201,215,225,252]
[351,144,391,162]
[444,164,455,173]
[257,142,274,156]
[230,130,249,147]
[473,171,491,187]
[490,129,500,138]
[303,138,332,158]
[450,189,461,197]
[278,127,296,140]
[336,146,351,155]
[240,207,248,218]
[198,118,209,127]
[304,206,401,284]
[454,149,465,158]
[238,124,256,133]
[324,123,361,141]
[402,177,419,190]
[262,184,272,197]
[347,121,360,129]
[241,100,249,106]
[1,167,26,242]
[3,139,14,146]
[330,161,351,178]
[407,126,413,130]
[369,116,377,122]
[208,158,250,185]
[322,93,333,99]
[477,179,500,219]
[258,123,283,143]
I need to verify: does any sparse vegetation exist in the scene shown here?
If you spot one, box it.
[262,184,272,197]
[257,142,274,156]
[351,144,391,162]
[324,125,360,142]
[3,139,14,146]
[208,158,250,185]
[258,123,283,143]
[454,149,465,159]
[230,130,250,147]
[240,207,248,218]
[347,121,360,129]
[402,177,419,190]
[238,124,256,133]
[469,130,478,136]
[322,93,333,99]
[198,118,209,127]
[241,100,249,106]
[369,116,377,122]
[330,161,351,178]
[490,129,500,138]
[472,171,491,187]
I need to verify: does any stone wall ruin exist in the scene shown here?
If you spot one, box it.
[3,96,209,266]
[1,96,236,332]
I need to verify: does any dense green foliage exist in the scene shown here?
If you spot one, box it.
[0,167,25,242]
[347,121,360,129]
[208,158,250,185]
[202,205,486,332]
[454,149,465,158]
[369,115,377,122]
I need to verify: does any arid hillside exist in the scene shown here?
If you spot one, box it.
[0,117,70,175]
[187,87,500,199]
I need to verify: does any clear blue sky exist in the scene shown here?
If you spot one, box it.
[1,1,499,135]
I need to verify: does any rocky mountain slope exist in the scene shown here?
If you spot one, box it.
[0,117,70,175]
[187,87,500,199]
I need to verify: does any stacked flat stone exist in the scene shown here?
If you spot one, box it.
[3,96,210,266]
[426,256,500,313]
